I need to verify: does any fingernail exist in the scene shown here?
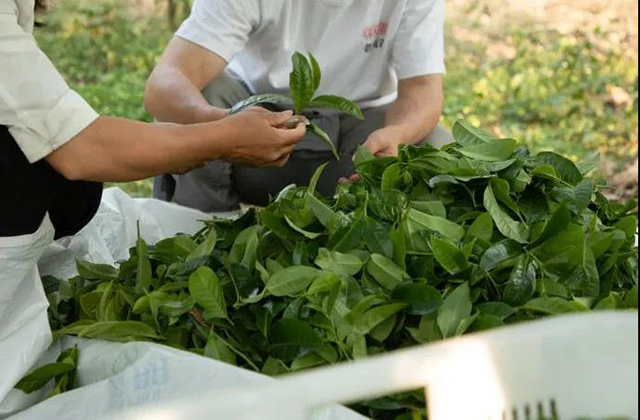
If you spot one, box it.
[281,110,294,116]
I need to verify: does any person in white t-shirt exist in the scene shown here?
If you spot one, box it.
[145,0,451,212]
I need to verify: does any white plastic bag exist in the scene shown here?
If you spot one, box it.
[1,188,213,418]
[2,189,362,420]
[9,337,363,420]
[0,215,54,412]
[37,188,215,279]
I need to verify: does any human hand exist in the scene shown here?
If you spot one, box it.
[339,127,405,183]
[338,174,360,184]
[362,127,404,157]
[219,108,306,167]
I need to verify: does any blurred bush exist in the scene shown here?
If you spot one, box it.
[36,0,172,122]
[444,28,638,162]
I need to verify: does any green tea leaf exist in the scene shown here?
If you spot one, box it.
[565,237,600,297]
[381,163,402,191]
[367,254,410,290]
[308,162,328,195]
[522,297,589,314]
[160,297,195,317]
[309,53,322,92]
[490,177,521,216]
[480,240,523,271]
[15,347,78,394]
[392,283,442,315]
[229,94,292,115]
[311,95,364,120]
[408,313,443,344]
[290,52,315,113]
[518,187,549,224]
[354,146,375,166]
[229,226,260,269]
[355,303,408,335]
[136,226,152,294]
[291,353,325,371]
[151,236,198,263]
[188,267,227,319]
[261,357,289,376]
[363,217,394,258]
[468,213,494,242]
[285,215,323,239]
[406,208,465,242]
[484,184,530,244]
[458,139,517,162]
[186,228,217,262]
[269,319,322,362]
[315,248,364,276]
[594,293,625,311]
[476,302,516,320]
[455,313,479,336]
[305,192,336,228]
[576,153,600,176]
[453,120,497,147]
[532,152,583,186]
[614,216,638,240]
[431,238,469,274]
[536,204,571,244]
[437,283,472,338]
[77,321,163,341]
[307,272,341,295]
[76,260,118,282]
[267,266,321,297]
[522,297,589,315]
[308,121,339,160]
[204,332,236,365]
[551,179,594,215]
[503,257,537,306]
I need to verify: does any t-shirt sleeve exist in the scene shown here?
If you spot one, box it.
[392,0,445,80]
[0,10,99,164]
[175,0,259,63]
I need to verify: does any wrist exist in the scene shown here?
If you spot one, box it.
[173,120,230,163]
[201,117,238,161]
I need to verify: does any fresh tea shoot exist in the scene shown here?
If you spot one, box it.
[230,52,364,159]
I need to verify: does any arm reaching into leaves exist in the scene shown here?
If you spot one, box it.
[144,37,229,124]
[363,74,444,157]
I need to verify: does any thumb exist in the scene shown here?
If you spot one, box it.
[267,110,295,126]
[363,136,383,155]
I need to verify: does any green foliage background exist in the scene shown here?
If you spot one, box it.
[35,0,639,198]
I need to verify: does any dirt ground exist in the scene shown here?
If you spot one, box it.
[448,0,638,51]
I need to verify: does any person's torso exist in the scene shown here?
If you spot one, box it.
[228,0,409,108]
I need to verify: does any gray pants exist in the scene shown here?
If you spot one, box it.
[154,72,453,212]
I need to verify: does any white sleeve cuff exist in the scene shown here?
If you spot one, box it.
[396,63,446,80]
[10,90,99,163]
[174,31,234,64]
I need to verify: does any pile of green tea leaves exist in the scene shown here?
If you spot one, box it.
[39,121,637,418]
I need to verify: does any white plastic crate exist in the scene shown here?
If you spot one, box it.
[119,312,638,420]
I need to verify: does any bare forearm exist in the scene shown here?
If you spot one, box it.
[144,37,230,124]
[385,76,444,145]
[46,116,228,182]
[145,68,227,124]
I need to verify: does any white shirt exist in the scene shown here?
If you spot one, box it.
[176,0,445,109]
[0,0,98,163]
